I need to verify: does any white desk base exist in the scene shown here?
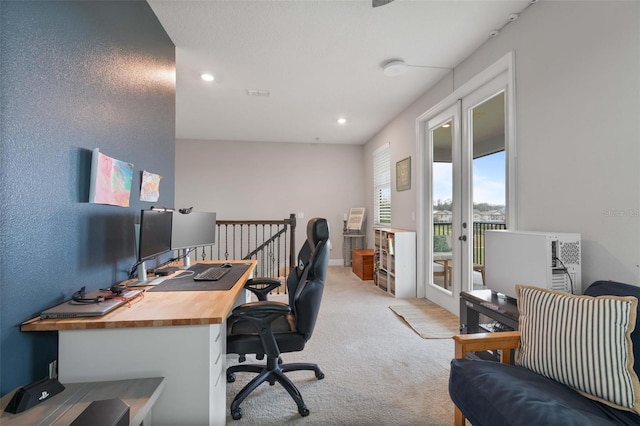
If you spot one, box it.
[59,323,225,425]
[58,290,250,426]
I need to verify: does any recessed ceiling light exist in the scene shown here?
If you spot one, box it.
[442,123,451,128]
[201,73,214,82]
[337,118,347,125]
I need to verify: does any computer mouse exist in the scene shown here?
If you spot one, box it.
[221,263,233,268]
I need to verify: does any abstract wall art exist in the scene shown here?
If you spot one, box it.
[89,148,133,207]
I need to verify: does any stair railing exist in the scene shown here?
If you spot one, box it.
[186,214,297,292]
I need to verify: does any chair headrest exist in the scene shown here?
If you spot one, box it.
[307,218,329,250]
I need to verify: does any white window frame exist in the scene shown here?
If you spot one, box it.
[373,143,391,226]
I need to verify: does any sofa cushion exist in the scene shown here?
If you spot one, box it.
[585,280,640,380]
[516,285,640,413]
[449,358,640,426]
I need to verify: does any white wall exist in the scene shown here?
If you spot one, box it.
[364,73,454,234]
[175,139,365,262]
[364,1,640,287]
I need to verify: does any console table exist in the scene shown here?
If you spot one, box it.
[342,233,365,266]
[460,290,519,361]
[21,260,256,426]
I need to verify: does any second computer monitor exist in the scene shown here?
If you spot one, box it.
[171,211,216,267]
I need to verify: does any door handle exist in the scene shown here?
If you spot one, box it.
[458,235,467,241]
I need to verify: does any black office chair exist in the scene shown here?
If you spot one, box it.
[226,217,330,420]
[242,222,319,303]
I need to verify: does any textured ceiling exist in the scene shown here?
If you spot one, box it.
[148,0,532,145]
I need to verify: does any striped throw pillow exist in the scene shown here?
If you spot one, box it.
[516,285,640,413]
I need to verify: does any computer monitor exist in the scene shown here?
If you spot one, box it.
[136,209,172,281]
[171,211,216,268]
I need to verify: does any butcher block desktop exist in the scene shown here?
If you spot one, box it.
[21,260,257,426]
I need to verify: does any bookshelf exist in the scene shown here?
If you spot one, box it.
[373,227,416,298]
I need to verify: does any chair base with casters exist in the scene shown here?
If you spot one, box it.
[225,300,325,420]
[226,217,330,420]
[226,356,324,420]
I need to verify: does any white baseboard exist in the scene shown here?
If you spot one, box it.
[330,259,345,266]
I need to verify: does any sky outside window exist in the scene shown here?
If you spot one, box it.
[433,151,505,206]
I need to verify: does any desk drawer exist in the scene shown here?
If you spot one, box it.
[210,325,224,378]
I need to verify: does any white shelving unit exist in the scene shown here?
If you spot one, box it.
[374,227,416,298]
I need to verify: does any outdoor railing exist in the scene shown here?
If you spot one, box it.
[433,221,507,265]
[185,214,297,290]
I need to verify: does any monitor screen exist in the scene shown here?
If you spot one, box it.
[171,211,216,249]
[138,209,173,261]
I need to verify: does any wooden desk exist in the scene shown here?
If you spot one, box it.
[22,260,256,426]
[1,377,164,425]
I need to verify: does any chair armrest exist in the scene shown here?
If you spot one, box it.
[453,331,520,364]
[230,301,291,357]
[244,277,282,301]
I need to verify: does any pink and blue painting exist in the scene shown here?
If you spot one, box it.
[89,148,133,207]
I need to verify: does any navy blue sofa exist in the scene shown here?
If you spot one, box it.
[449,281,640,426]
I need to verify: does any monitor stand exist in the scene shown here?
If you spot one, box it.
[180,248,191,269]
[129,264,168,287]
[137,262,148,281]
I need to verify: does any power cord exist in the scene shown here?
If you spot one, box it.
[553,256,574,294]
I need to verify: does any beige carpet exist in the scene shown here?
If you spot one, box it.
[389,300,460,339]
[225,266,456,425]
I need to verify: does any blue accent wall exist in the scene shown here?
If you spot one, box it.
[0,1,175,394]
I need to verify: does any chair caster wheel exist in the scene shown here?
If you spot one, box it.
[231,408,242,420]
[227,372,236,383]
[299,406,310,417]
[316,371,325,380]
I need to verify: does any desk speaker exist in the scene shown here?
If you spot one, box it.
[70,399,129,426]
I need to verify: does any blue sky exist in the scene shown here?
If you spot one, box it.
[433,151,505,206]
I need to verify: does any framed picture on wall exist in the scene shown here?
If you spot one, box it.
[396,156,411,191]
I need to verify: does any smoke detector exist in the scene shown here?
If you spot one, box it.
[382,60,408,77]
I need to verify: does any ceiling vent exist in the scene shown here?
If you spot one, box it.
[246,89,270,97]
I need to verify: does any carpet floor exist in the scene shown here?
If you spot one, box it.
[225,266,456,425]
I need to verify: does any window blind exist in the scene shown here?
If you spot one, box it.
[373,144,391,225]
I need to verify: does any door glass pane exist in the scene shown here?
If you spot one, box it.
[471,92,507,291]
[432,120,453,291]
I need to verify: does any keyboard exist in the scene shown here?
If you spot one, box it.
[193,267,230,281]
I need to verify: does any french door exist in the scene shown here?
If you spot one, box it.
[423,103,462,313]
[417,53,516,316]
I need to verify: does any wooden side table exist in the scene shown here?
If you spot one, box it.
[351,249,374,280]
